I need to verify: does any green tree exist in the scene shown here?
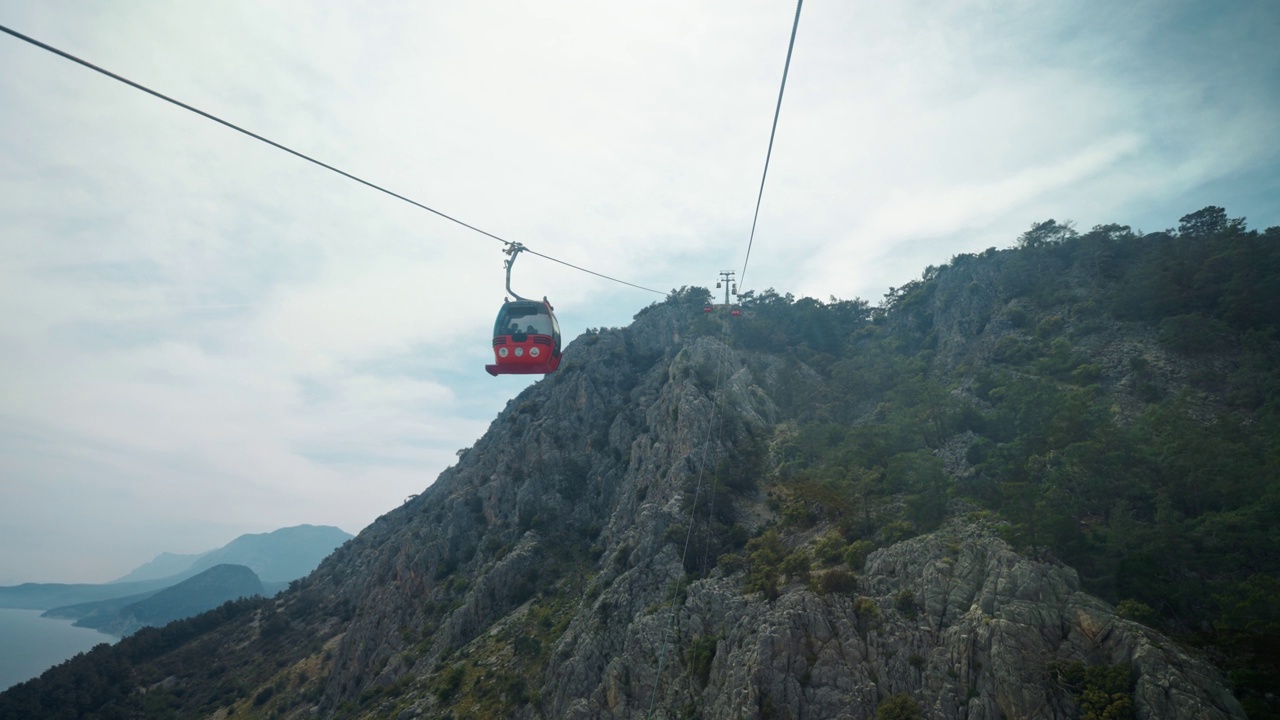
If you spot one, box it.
[875,693,923,720]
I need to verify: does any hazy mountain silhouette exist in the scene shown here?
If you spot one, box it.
[179,525,353,583]
[109,551,207,584]
[72,564,266,636]
[1,524,351,611]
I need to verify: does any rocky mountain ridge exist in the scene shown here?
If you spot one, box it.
[287,314,1241,719]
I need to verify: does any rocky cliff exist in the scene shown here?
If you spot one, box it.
[283,305,1241,719]
[4,217,1270,719]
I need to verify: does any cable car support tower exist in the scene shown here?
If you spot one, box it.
[716,271,736,307]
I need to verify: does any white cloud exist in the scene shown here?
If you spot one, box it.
[1,0,1277,581]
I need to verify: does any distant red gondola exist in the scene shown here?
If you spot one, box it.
[486,243,562,377]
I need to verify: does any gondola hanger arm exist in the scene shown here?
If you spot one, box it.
[503,243,532,302]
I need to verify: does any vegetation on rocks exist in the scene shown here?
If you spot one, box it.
[709,207,1279,715]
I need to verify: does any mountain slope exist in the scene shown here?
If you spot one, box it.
[2,208,1273,719]
[41,589,163,624]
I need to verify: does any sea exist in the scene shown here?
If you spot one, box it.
[0,607,116,691]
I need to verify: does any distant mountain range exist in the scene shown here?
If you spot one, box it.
[52,564,268,636]
[114,524,355,585]
[109,551,207,584]
[0,578,176,611]
[0,525,351,614]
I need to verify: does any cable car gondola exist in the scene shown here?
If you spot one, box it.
[486,244,562,376]
[486,297,561,376]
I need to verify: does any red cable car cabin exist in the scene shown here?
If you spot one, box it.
[485,299,562,376]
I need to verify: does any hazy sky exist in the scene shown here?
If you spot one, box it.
[1,1,1277,584]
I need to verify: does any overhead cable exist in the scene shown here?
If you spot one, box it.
[523,247,663,295]
[738,0,804,290]
[0,23,665,296]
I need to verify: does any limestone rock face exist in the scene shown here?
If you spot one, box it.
[0,295,1249,720]
[529,524,1241,720]
[867,528,1241,720]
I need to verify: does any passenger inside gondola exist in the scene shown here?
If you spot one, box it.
[497,307,553,337]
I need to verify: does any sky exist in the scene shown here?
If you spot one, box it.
[1,0,1277,584]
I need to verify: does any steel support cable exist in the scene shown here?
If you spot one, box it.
[523,247,664,295]
[738,0,804,290]
[646,318,735,719]
[0,23,666,297]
